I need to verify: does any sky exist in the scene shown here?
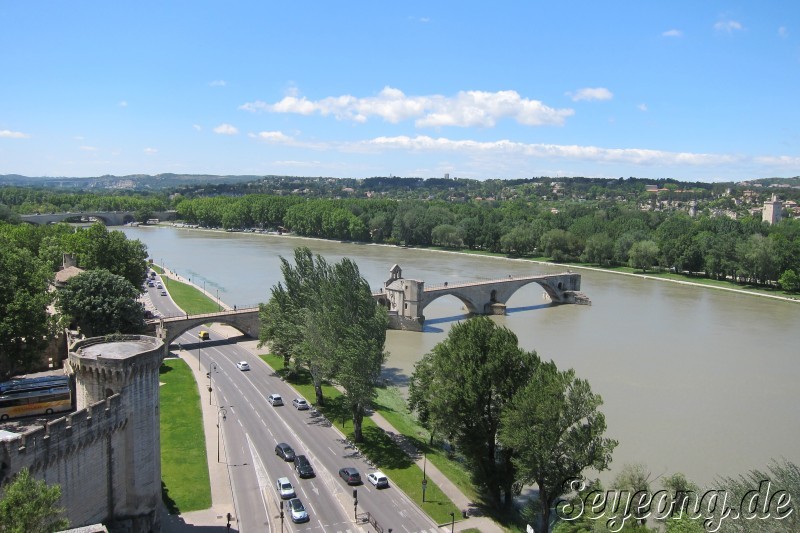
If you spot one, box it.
[1,2,799,183]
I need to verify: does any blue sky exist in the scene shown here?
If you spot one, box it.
[1,2,798,182]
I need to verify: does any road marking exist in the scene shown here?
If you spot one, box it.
[245,432,273,533]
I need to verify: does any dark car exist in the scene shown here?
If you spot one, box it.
[338,467,361,485]
[293,455,315,478]
[275,442,295,461]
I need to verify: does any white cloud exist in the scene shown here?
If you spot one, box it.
[0,129,30,138]
[567,87,614,102]
[240,87,574,128]
[662,29,683,37]
[754,155,800,166]
[637,103,648,112]
[715,19,743,33]
[249,131,293,142]
[213,123,239,135]
[209,80,227,87]
[144,147,158,154]
[193,124,202,131]
[119,100,128,107]
[353,135,740,167]
[80,146,97,151]
[778,26,788,38]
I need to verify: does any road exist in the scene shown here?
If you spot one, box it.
[148,276,441,533]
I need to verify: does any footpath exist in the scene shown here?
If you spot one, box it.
[157,269,507,532]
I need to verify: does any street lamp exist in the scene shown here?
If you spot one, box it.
[353,489,358,522]
[217,407,227,463]
[216,288,220,311]
[208,363,217,405]
[279,500,284,533]
[422,451,427,502]
[450,512,455,533]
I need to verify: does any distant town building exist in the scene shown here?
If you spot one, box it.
[762,194,783,225]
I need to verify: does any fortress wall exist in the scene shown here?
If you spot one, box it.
[0,395,128,527]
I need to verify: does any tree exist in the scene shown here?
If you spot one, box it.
[326,259,388,442]
[613,464,652,526]
[56,270,145,337]
[259,248,334,406]
[500,364,618,533]
[0,468,69,533]
[628,240,659,272]
[0,238,54,378]
[408,317,539,509]
[259,247,387,440]
[63,223,149,288]
[779,269,800,292]
[711,459,800,533]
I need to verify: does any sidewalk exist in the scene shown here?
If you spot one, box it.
[369,411,505,533]
[161,343,237,532]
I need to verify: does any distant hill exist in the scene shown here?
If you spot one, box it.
[0,173,265,190]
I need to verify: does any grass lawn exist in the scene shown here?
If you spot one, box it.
[161,277,220,315]
[160,358,211,513]
[259,354,461,525]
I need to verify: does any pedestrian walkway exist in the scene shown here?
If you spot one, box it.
[368,411,505,533]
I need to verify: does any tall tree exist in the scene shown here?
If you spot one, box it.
[259,248,334,406]
[56,269,145,337]
[326,259,387,442]
[500,364,618,533]
[259,247,387,436]
[409,316,539,509]
[0,468,69,533]
[0,237,54,378]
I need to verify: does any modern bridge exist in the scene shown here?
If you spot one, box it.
[148,265,588,347]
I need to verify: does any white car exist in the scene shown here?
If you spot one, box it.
[367,471,389,488]
[236,361,250,371]
[268,394,283,406]
[287,497,309,523]
[292,398,309,410]
[276,477,295,499]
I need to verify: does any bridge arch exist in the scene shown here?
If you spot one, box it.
[419,290,481,315]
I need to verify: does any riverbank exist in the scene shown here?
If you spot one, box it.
[156,221,800,305]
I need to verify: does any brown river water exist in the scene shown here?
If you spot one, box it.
[122,225,800,487]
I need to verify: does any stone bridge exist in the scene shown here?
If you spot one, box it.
[373,265,588,331]
[20,210,177,226]
[149,307,260,355]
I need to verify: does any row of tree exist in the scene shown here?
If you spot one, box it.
[0,222,150,377]
[258,247,388,441]
[173,195,800,289]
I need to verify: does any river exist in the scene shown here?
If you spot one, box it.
[122,225,800,488]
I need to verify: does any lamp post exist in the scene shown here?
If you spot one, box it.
[450,512,455,533]
[207,362,216,405]
[217,407,227,463]
[279,500,284,533]
[216,288,220,311]
[353,489,358,522]
[422,451,427,502]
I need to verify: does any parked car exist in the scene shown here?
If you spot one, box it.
[292,398,309,410]
[338,467,361,485]
[156,283,163,289]
[367,471,389,488]
[160,290,167,296]
[275,477,295,499]
[293,455,314,478]
[198,330,209,340]
[268,394,283,406]
[275,442,295,461]
[287,498,309,523]
[236,361,250,371]
[147,280,154,287]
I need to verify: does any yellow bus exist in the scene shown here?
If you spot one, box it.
[0,378,72,421]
